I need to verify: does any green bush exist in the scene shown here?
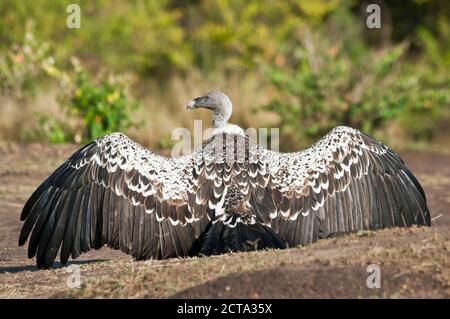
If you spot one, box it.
[64,67,141,143]
[36,60,141,144]
[259,7,450,149]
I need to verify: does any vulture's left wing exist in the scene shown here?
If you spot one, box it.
[256,126,431,247]
[19,133,211,269]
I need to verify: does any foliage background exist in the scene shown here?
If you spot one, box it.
[0,0,449,151]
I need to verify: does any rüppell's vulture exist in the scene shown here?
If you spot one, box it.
[19,91,431,269]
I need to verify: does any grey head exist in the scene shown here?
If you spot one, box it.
[187,91,232,129]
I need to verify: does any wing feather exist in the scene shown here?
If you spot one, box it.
[259,126,431,247]
[19,132,210,268]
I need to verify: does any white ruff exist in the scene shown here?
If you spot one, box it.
[212,124,245,136]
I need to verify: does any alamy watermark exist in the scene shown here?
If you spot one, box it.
[366,4,381,29]
[170,120,280,163]
[66,4,81,29]
[66,264,81,289]
[366,263,381,289]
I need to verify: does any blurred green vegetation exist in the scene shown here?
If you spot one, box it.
[261,4,450,148]
[68,69,140,142]
[0,22,55,99]
[0,0,449,149]
[31,63,142,144]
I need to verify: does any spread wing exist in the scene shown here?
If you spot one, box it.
[257,126,431,246]
[19,133,211,269]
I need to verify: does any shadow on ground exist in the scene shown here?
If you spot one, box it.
[0,259,108,274]
[171,264,448,299]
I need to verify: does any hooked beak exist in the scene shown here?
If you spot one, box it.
[186,95,214,111]
[186,99,197,111]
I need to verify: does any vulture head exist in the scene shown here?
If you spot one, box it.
[187,91,232,128]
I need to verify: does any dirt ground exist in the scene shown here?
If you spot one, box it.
[0,142,449,299]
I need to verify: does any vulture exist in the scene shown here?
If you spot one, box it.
[19,91,431,269]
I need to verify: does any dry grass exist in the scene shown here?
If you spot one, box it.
[1,226,447,299]
[74,226,449,299]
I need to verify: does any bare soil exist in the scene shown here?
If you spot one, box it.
[0,142,448,298]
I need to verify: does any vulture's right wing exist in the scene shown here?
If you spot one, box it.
[19,133,211,269]
[256,126,430,246]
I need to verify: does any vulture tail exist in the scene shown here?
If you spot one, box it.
[200,213,286,255]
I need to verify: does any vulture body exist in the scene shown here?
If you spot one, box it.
[19,91,431,269]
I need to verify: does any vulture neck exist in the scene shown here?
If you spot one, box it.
[213,109,231,129]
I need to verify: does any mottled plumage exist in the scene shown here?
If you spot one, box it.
[19,92,430,269]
